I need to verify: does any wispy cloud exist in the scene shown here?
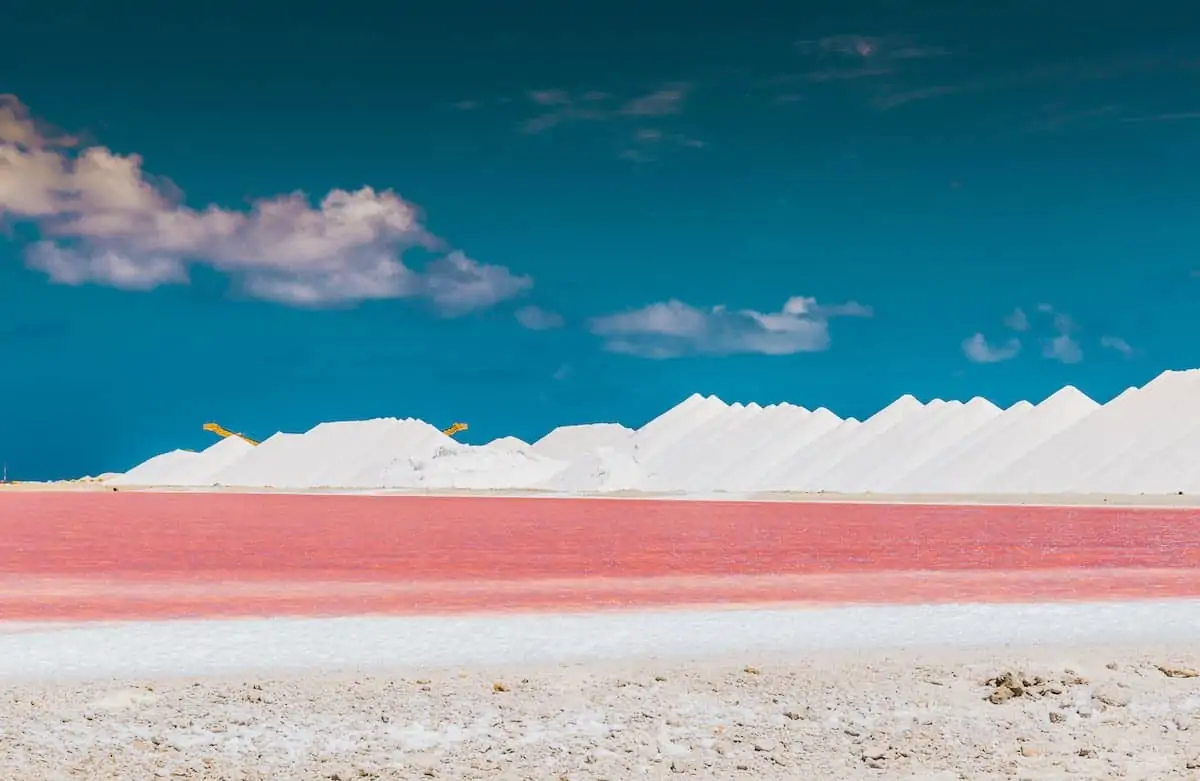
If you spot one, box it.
[618,127,707,163]
[0,95,532,311]
[619,85,690,117]
[520,82,692,135]
[1100,335,1136,357]
[871,85,963,111]
[962,333,1021,363]
[795,34,950,66]
[515,305,564,331]
[1119,111,1200,124]
[780,34,1200,121]
[768,33,960,110]
[1028,104,1121,132]
[588,296,871,359]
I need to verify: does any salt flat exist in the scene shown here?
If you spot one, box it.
[4,600,1200,682]
[13,481,1200,508]
[2,609,1199,779]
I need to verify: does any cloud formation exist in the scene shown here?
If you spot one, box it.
[965,304,1093,365]
[588,296,871,358]
[1002,307,1030,332]
[515,305,565,331]
[962,333,1021,363]
[520,83,692,135]
[1040,309,1083,364]
[789,34,949,90]
[619,127,707,163]
[0,95,531,311]
[1100,335,1135,357]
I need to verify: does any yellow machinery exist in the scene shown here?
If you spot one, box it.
[203,422,260,446]
[204,420,468,445]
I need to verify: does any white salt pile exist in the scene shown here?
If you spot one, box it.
[108,449,199,487]
[157,436,256,487]
[208,433,304,487]
[111,369,1200,496]
[902,386,1100,494]
[486,436,532,453]
[532,423,634,461]
[751,395,922,492]
[539,446,641,493]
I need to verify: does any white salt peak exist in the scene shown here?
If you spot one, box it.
[754,395,924,492]
[977,375,1193,494]
[679,403,810,493]
[158,435,256,486]
[107,369,1200,496]
[211,432,304,487]
[720,407,844,492]
[831,397,1002,493]
[532,423,634,462]
[888,400,1035,494]
[638,403,761,491]
[109,449,200,486]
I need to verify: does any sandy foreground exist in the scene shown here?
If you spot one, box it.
[2,646,1198,780]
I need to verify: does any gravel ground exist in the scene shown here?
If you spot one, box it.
[3,646,1199,780]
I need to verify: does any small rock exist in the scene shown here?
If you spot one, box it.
[1093,687,1131,707]
[861,745,888,761]
[744,665,761,675]
[492,682,510,692]
[988,687,1016,704]
[1019,745,1042,758]
[1157,665,1199,679]
[753,740,777,753]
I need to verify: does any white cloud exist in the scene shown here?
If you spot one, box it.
[588,295,871,358]
[1003,307,1030,331]
[797,34,949,62]
[0,95,531,311]
[1100,335,1135,357]
[521,83,692,135]
[1039,308,1083,363]
[1043,333,1083,363]
[619,127,708,163]
[24,242,187,290]
[962,333,1021,363]
[420,251,532,315]
[515,305,564,330]
[618,83,691,117]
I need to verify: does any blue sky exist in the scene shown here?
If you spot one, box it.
[2,0,1198,478]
